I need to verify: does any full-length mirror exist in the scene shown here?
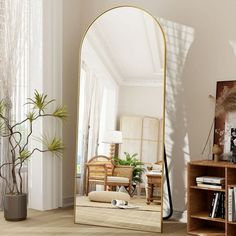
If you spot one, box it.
[75,6,166,233]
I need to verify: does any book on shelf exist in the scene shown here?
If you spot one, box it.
[228,187,236,222]
[196,176,225,184]
[234,188,236,221]
[209,193,216,217]
[196,182,224,190]
[228,187,234,221]
[221,193,225,219]
[209,192,225,219]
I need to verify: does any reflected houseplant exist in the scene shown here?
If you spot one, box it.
[0,90,67,221]
[113,152,145,185]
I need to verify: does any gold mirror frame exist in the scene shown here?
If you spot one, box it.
[74,5,167,232]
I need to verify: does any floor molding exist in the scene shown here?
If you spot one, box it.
[63,196,74,207]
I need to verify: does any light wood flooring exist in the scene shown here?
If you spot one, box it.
[0,207,188,236]
[76,196,162,232]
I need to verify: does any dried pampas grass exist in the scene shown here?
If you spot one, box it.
[202,84,236,157]
[216,85,236,117]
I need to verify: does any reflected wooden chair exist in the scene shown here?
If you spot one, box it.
[85,155,133,196]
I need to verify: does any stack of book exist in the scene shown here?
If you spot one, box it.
[196,176,225,189]
[209,192,225,219]
[228,187,236,222]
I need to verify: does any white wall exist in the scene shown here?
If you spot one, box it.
[118,85,163,119]
[62,0,236,213]
[62,0,81,206]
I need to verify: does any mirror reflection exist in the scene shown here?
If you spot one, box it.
[75,7,165,233]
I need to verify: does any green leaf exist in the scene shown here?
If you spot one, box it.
[131,153,138,157]
[42,136,64,157]
[0,121,8,136]
[0,99,6,116]
[26,90,55,113]
[20,150,31,160]
[53,105,68,119]
[26,111,37,122]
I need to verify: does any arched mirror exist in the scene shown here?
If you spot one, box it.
[75,6,166,233]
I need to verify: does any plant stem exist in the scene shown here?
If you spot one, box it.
[201,118,215,156]
[22,121,32,152]
[8,129,19,194]
[0,162,12,192]
[18,161,23,194]
[11,117,29,129]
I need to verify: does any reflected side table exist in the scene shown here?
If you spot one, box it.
[146,172,162,205]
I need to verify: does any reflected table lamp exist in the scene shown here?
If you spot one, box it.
[102,130,122,158]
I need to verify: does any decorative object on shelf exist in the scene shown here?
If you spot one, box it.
[0,90,67,221]
[202,81,236,161]
[212,144,223,162]
[102,130,122,158]
[214,81,236,160]
[230,128,236,151]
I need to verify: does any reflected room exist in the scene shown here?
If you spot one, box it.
[75,7,166,233]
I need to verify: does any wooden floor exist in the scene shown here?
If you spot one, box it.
[0,207,188,236]
[76,195,162,232]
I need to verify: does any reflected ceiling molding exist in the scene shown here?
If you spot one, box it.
[86,27,124,85]
[85,9,164,87]
[120,80,163,87]
[229,40,236,56]
[122,73,164,87]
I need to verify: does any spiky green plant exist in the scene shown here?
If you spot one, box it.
[0,90,68,195]
[113,152,145,184]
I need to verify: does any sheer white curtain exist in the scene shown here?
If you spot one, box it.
[0,0,30,209]
[87,74,104,158]
[79,63,104,195]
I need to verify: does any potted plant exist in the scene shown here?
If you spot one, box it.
[113,152,145,185]
[0,90,67,221]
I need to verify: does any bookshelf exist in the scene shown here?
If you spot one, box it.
[188,160,236,236]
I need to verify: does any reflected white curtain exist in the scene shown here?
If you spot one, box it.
[87,75,104,158]
[0,0,30,209]
[79,63,104,195]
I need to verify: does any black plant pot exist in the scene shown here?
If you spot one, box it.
[4,193,27,221]
[232,155,236,164]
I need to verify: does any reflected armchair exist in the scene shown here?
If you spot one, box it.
[86,155,133,196]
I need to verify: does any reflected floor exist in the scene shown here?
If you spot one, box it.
[75,195,162,233]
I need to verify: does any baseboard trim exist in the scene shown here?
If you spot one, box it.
[63,196,74,207]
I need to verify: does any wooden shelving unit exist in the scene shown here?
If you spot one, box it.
[188,160,236,236]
